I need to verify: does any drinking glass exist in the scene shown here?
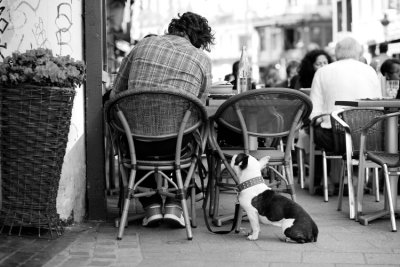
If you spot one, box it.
[385,80,399,98]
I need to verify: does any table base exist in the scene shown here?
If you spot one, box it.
[358,209,399,232]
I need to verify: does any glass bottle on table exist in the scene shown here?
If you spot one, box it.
[236,46,252,94]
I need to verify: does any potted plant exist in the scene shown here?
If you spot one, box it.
[0,48,86,238]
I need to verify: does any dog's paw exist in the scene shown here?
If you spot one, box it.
[247,234,259,241]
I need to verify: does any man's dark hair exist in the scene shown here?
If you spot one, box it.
[380,58,400,76]
[167,12,215,52]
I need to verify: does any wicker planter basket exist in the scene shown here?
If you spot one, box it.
[0,84,75,238]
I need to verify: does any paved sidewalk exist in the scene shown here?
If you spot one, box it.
[1,184,399,267]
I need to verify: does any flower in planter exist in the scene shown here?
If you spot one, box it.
[0,48,86,88]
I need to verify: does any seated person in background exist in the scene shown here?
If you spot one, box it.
[111,11,214,227]
[293,50,333,189]
[229,60,256,90]
[274,60,300,88]
[290,49,333,90]
[217,60,256,147]
[370,42,390,74]
[309,36,381,193]
[380,58,400,98]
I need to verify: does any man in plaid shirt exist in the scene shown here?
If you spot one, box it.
[111,12,214,228]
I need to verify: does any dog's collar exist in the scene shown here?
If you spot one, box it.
[237,176,265,192]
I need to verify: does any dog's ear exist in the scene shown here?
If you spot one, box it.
[234,153,249,170]
[258,156,270,170]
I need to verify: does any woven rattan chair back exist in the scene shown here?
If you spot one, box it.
[105,88,208,241]
[106,89,207,140]
[331,109,385,155]
[215,88,312,143]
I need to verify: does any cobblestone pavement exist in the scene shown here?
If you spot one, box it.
[1,183,399,267]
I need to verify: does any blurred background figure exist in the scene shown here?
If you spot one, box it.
[274,60,300,88]
[263,67,281,87]
[224,61,238,83]
[290,49,333,89]
[380,58,400,98]
[370,42,390,73]
[226,60,256,90]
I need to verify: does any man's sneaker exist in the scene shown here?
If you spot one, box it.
[164,204,186,228]
[142,204,163,227]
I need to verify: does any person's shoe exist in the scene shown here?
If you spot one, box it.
[164,203,186,228]
[142,203,163,227]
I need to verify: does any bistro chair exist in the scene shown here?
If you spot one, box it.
[331,108,384,220]
[207,88,312,227]
[308,113,343,202]
[105,88,208,240]
[357,110,400,231]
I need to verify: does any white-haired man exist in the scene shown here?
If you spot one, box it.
[309,36,382,192]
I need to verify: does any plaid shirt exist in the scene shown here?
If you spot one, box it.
[112,34,212,103]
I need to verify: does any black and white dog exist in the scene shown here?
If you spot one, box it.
[231,153,318,243]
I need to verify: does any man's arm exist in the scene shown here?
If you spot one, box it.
[199,58,212,103]
[110,49,134,98]
[309,69,324,124]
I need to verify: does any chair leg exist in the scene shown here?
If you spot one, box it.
[373,168,380,202]
[383,165,397,232]
[117,170,136,240]
[354,166,366,222]
[355,157,367,222]
[234,208,243,233]
[175,169,193,240]
[337,161,345,211]
[346,157,355,220]
[180,197,192,240]
[322,151,329,202]
[211,162,222,224]
[297,148,305,189]
[207,153,216,217]
[308,147,316,194]
[190,181,197,228]
[285,164,296,202]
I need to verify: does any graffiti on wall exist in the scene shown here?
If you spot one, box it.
[0,0,77,59]
[55,1,73,55]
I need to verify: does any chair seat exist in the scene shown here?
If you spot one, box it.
[367,151,400,167]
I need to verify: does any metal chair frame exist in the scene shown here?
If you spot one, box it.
[357,110,400,231]
[105,88,208,240]
[308,113,343,202]
[207,88,312,228]
[331,108,384,220]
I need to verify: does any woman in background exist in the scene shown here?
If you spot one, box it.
[290,49,333,89]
